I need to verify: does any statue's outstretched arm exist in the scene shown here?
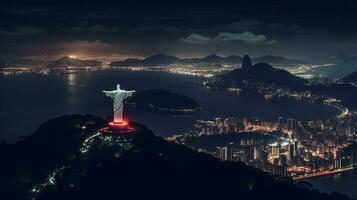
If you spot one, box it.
[127,90,135,96]
[123,90,135,98]
[103,90,116,98]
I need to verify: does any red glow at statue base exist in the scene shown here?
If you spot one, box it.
[99,119,135,135]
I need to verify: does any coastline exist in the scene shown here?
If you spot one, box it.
[293,166,356,180]
[148,104,201,113]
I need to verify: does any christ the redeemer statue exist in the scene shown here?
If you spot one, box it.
[103,84,135,123]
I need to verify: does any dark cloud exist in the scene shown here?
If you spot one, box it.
[221,20,261,31]
[0,25,44,36]
[56,25,120,33]
[0,0,356,60]
[87,25,107,32]
[0,5,48,15]
[179,33,212,44]
[214,32,269,44]
[267,23,284,30]
[180,31,277,45]
[290,25,299,30]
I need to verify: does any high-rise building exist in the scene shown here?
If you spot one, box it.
[288,144,295,162]
[271,144,281,157]
[287,118,297,131]
[254,147,264,161]
[215,118,222,127]
[278,117,284,129]
[244,146,254,162]
[229,117,236,125]
[235,121,245,132]
[335,158,342,169]
[294,140,299,157]
[224,118,230,128]
[227,143,234,161]
[235,151,245,162]
[279,154,287,166]
[243,118,249,128]
[269,163,288,176]
[216,146,228,161]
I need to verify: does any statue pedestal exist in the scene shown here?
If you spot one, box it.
[99,121,135,135]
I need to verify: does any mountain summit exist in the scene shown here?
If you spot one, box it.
[241,55,252,69]
[49,57,101,68]
[208,55,308,89]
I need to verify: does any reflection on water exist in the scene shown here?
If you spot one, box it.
[307,169,357,198]
[0,70,339,142]
[64,72,86,105]
[67,73,77,86]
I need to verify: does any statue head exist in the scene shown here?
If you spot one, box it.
[116,84,121,90]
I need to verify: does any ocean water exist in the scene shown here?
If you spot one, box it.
[307,169,357,198]
[0,69,338,142]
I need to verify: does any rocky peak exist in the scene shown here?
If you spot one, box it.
[241,55,252,69]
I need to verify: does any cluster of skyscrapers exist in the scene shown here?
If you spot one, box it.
[171,114,357,178]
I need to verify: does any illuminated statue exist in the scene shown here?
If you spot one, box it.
[103,84,135,123]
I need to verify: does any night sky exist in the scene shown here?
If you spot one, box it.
[1,0,357,61]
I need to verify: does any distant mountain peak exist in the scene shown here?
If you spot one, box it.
[341,70,357,83]
[213,56,308,89]
[146,53,176,58]
[142,53,179,65]
[57,56,75,61]
[204,54,221,58]
[259,55,283,59]
[241,55,252,69]
[50,56,101,67]
[202,54,223,62]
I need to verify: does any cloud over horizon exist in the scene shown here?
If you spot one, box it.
[179,33,212,44]
[56,40,116,55]
[1,0,357,60]
[0,25,44,36]
[180,31,277,45]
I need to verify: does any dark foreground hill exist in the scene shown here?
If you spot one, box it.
[0,115,352,200]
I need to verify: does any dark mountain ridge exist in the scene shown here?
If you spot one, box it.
[109,53,306,67]
[48,56,102,68]
[252,55,305,65]
[210,55,308,89]
[208,56,357,109]
[341,71,357,83]
[0,115,352,200]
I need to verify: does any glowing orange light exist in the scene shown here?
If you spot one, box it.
[108,120,128,127]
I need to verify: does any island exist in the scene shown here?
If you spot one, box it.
[126,89,201,113]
